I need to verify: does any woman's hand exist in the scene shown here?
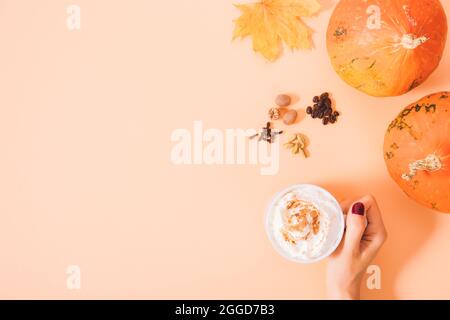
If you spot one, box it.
[326,195,387,300]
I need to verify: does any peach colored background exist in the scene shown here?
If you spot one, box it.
[0,0,449,300]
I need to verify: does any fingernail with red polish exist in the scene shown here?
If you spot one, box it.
[352,202,365,216]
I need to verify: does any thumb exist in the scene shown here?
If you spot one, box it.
[344,201,367,254]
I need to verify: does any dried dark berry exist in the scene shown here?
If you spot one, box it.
[313,103,319,109]
[330,118,336,124]
[318,112,324,119]
[313,96,320,103]
[333,111,340,117]
[323,117,329,125]
[306,106,313,114]
[320,92,329,99]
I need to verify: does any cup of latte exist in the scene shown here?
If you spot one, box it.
[265,184,345,264]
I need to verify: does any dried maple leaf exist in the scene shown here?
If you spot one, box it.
[233,0,321,61]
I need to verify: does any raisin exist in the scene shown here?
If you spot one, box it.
[320,92,329,100]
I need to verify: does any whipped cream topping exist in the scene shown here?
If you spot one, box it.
[266,185,343,263]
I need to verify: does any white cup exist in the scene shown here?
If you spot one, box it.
[265,184,345,264]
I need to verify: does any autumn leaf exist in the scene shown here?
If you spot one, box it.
[233,0,321,61]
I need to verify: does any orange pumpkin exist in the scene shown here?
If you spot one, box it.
[384,92,450,213]
[327,0,447,97]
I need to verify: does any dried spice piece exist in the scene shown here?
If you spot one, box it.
[283,110,298,125]
[275,94,292,107]
[284,133,308,157]
[249,122,283,144]
[268,107,281,120]
[233,0,321,61]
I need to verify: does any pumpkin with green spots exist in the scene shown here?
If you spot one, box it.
[384,92,450,213]
[327,0,447,97]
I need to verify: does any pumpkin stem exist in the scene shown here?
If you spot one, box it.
[402,154,442,181]
[401,34,428,49]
